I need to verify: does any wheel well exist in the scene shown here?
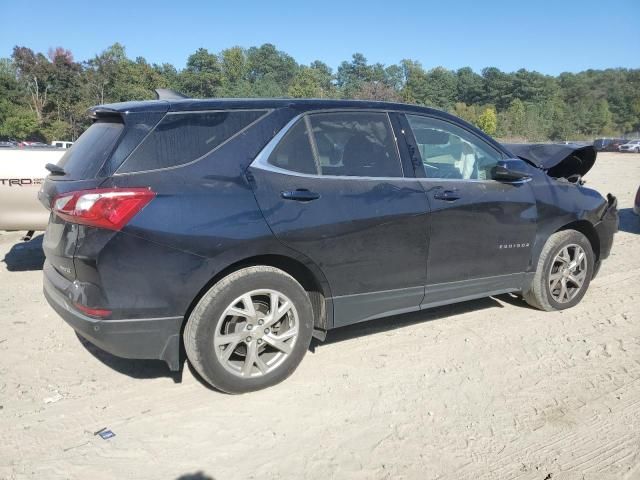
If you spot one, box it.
[183,255,330,334]
[557,220,600,261]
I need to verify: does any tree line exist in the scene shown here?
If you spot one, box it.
[1,43,639,143]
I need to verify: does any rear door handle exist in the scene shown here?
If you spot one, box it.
[281,189,320,202]
[433,190,460,201]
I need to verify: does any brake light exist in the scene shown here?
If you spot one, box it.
[52,188,155,231]
[74,302,112,318]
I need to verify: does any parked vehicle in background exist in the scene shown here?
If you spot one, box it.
[0,147,65,231]
[593,138,628,152]
[39,96,618,393]
[51,140,74,149]
[618,140,640,153]
[0,141,18,148]
[18,141,51,148]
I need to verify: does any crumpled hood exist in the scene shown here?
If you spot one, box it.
[504,143,596,178]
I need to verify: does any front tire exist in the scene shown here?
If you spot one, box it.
[184,266,313,393]
[524,230,594,311]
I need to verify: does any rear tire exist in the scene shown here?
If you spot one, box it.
[184,266,313,393]
[524,230,594,311]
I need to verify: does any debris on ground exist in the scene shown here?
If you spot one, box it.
[94,427,116,440]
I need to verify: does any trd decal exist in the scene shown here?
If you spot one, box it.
[0,178,44,186]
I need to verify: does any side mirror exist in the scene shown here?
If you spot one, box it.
[493,158,531,182]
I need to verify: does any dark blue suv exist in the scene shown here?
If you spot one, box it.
[40,95,618,393]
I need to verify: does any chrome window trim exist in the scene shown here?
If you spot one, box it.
[113,109,273,177]
[418,176,532,185]
[251,109,409,181]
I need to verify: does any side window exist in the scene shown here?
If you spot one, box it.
[406,114,503,180]
[119,110,267,173]
[268,119,318,175]
[268,112,403,178]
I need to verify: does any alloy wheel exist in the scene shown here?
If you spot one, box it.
[548,244,588,303]
[214,289,299,378]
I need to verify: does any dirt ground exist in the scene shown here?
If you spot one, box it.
[0,152,639,480]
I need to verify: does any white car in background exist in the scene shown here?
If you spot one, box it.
[0,147,65,234]
[51,140,74,149]
[619,140,640,153]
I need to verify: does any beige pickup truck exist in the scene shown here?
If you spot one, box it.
[0,148,65,234]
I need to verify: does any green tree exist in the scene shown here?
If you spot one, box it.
[456,67,484,105]
[288,66,326,98]
[2,43,640,142]
[179,48,221,97]
[481,67,513,110]
[452,103,478,125]
[246,43,297,96]
[476,107,497,135]
[505,98,526,137]
[12,46,53,124]
[336,53,373,97]
[0,105,38,139]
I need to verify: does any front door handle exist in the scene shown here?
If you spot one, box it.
[433,190,461,201]
[281,189,320,202]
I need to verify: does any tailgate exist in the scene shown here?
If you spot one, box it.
[40,177,104,281]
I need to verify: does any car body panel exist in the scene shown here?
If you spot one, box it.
[249,165,430,327]
[505,143,596,177]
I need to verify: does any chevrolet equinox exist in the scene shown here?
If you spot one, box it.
[40,93,618,393]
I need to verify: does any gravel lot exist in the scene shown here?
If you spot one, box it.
[1,152,639,480]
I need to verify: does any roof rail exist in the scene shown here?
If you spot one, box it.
[154,89,189,100]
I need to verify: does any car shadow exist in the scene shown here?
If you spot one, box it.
[75,332,185,383]
[313,295,506,347]
[176,472,215,480]
[1,234,45,271]
[618,208,639,234]
[75,294,518,392]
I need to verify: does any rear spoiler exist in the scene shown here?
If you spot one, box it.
[154,89,188,100]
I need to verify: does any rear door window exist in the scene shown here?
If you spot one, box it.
[57,120,124,179]
[118,110,268,173]
[268,111,403,178]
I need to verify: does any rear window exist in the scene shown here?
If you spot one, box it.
[57,120,124,179]
[118,110,267,173]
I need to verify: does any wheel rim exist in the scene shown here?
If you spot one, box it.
[548,244,588,304]
[214,289,299,378]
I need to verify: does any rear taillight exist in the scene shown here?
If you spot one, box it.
[74,302,112,318]
[52,188,155,231]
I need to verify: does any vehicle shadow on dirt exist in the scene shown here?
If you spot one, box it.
[1,234,45,271]
[618,208,639,234]
[74,294,515,391]
[75,332,185,383]
[176,472,215,480]
[317,295,511,347]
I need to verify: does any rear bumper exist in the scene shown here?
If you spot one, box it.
[43,264,182,371]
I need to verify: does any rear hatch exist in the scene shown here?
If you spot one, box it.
[39,107,166,281]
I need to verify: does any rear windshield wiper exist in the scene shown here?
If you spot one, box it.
[45,163,66,176]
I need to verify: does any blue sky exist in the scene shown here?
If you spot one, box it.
[1,0,638,75]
